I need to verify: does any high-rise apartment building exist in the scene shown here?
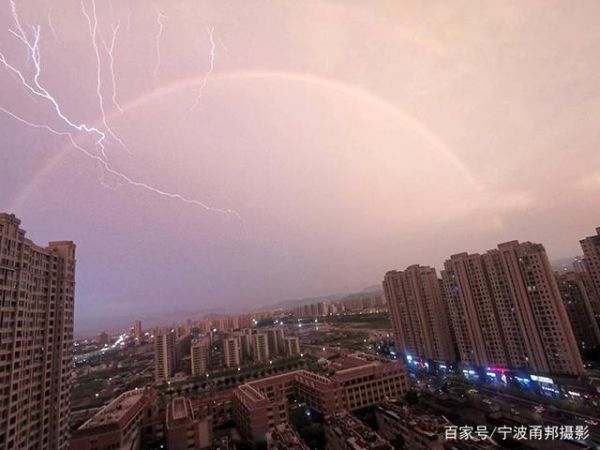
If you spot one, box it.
[0,213,76,450]
[265,328,285,356]
[580,227,600,320]
[155,328,176,383]
[191,338,211,376]
[383,265,455,362]
[557,272,600,351]
[442,241,584,375]
[223,337,241,368]
[134,320,143,345]
[97,331,109,346]
[239,329,253,360]
[252,333,270,362]
[441,252,509,368]
[284,336,301,356]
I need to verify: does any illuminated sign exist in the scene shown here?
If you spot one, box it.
[530,374,554,384]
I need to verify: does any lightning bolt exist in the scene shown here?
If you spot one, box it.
[47,8,57,39]
[1,0,108,159]
[99,21,123,113]
[126,9,132,33]
[1,1,240,218]
[190,26,216,111]
[1,108,239,215]
[81,0,129,154]
[153,8,168,83]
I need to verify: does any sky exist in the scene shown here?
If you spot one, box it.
[1,0,599,336]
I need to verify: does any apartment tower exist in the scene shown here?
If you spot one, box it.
[134,320,143,345]
[0,213,76,450]
[383,265,455,362]
[252,333,270,362]
[557,272,600,351]
[223,337,241,368]
[191,338,211,376]
[154,328,176,383]
[580,227,600,321]
[442,241,584,375]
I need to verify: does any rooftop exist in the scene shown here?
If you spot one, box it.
[326,412,392,450]
[80,389,147,429]
[266,424,309,450]
[377,399,450,438]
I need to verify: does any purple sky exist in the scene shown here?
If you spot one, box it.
[1,1,599,336]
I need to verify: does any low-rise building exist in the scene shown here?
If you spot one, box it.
[324,411,392,450]
[375,399,450,450]
[70,388,157,450]
[266,423,310,449]
[233,354,408,441]
[166,396,213,450]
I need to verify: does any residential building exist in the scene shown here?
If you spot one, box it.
[580,227,600,320]
[324,411,392,450]
[252,333,270,362]
[383,265,455,362]
[442,241,584,375]
[223,337,241,368]
[284,336,301,356]
[0,213,76,450]
[441,253,508,368]
[166,396,212,450]
[375,399,450,450]
[191,338,211,376]
[233,354,407,441]
[155,328,176,383]
[239,330,253,360]
[266,328,285,356]
[134,320,143,345]
[97,331,109,346]
[557,272,600,350]
[70,388,157,450]
[266,424,309,450]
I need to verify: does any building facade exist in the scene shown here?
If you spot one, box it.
[324,411,392,450]
[166,396,212,450]
[191,338,211,376]
[223,337,241,368]
[70,388,157,450]
[580,227,600,322]
[441,241,584,375]
[154,328,176,383]
[557,272,600,351]
[383,265,455,362]
[0,213,76,450]
[252,333,270,362]
[134,320,143,345]
[233,354,408,441]
[284,336,301,356]
[266,423,309,450]
[375,399,450,450]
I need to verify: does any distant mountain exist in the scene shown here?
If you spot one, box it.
[551,256,583,273]
[253,283,383,312]
[359,284,383,294]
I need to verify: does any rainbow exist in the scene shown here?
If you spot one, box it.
[11,71,477,210]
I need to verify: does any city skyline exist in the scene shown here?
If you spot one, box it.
[2,1,600,337]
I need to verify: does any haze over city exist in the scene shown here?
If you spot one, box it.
[2,0,600,336]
